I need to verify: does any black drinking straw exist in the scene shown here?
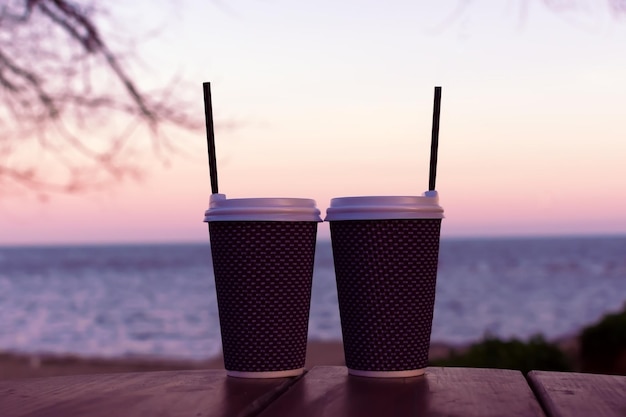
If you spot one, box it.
[203,82,219,194]
[428,86,442,191]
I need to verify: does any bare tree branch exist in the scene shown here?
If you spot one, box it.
[0,0,202,196]
[438,0,626,31]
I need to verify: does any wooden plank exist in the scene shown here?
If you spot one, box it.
[529,371,626,417]
[258,366,546,417]
[0,369,297,417]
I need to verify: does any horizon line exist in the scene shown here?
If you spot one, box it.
[1,232,626,249]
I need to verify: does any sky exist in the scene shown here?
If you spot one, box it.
[1,0,626,245]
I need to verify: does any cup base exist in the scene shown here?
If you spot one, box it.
[227,368,304,379]
[348,368,426,378]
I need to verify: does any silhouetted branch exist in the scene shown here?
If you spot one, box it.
[0,0,202,196]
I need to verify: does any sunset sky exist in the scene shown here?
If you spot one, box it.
[1,0,625,245]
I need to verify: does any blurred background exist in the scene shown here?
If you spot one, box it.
[0,0,625,377]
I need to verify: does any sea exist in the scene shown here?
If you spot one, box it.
[0,236,625,361]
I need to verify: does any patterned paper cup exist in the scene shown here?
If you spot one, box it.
[325,193,444,378]
[205,195,322,378]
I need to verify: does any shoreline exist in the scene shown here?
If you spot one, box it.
[0,336,580,380]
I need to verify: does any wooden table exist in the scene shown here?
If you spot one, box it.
[1,367,624,417]
[528,371,626,417]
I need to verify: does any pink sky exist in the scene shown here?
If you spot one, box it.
[1,1,625,245]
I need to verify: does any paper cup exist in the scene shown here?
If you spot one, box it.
[325,192,444,377]
[205,195,321,378]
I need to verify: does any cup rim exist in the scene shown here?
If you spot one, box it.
[325,194,443,221]
[205,195,322,222]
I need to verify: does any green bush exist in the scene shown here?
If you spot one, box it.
[580,308,626,374]
[431,335,572,374]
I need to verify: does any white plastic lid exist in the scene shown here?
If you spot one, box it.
[324,192,444,221]
[204,194,322,222]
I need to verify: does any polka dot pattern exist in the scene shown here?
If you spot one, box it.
[209,221,318,373]
[329,219,442,372]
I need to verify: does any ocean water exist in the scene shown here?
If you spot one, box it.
[0,237,625,360]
